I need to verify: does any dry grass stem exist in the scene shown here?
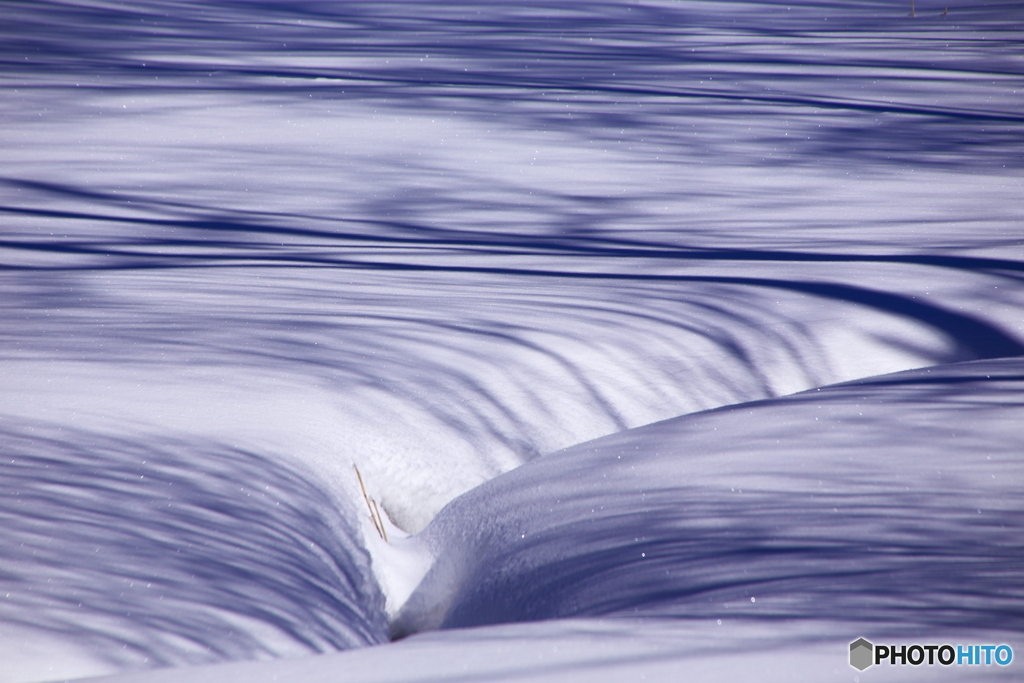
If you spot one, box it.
[371,498,389,543]
[354,464,387,542]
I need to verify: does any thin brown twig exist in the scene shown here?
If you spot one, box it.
[354,464,386,541]
[371,498,389,543]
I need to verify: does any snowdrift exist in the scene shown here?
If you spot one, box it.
[2,0,1023,680]
[398,357,1024,634]
[91,357,1024,683]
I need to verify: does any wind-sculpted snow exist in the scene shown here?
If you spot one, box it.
[83,359,1024,683]
[2,0,1024,528]
[396,358,1024,636]
[0,420,388,680]
[1,0,1023,680]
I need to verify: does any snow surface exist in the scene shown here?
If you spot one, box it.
[84,357,1024,683]
[1,0,1023,681]
[397,357,1024,635]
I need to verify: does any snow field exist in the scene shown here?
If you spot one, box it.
[86,357,1024,683]
[2,0,1024,680]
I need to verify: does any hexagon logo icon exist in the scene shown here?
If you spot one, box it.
[850,638,874,671]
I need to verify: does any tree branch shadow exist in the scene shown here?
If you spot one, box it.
[0,420,388,670]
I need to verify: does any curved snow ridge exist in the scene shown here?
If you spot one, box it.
[0,422,389,682]
[393,356,1024,636]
